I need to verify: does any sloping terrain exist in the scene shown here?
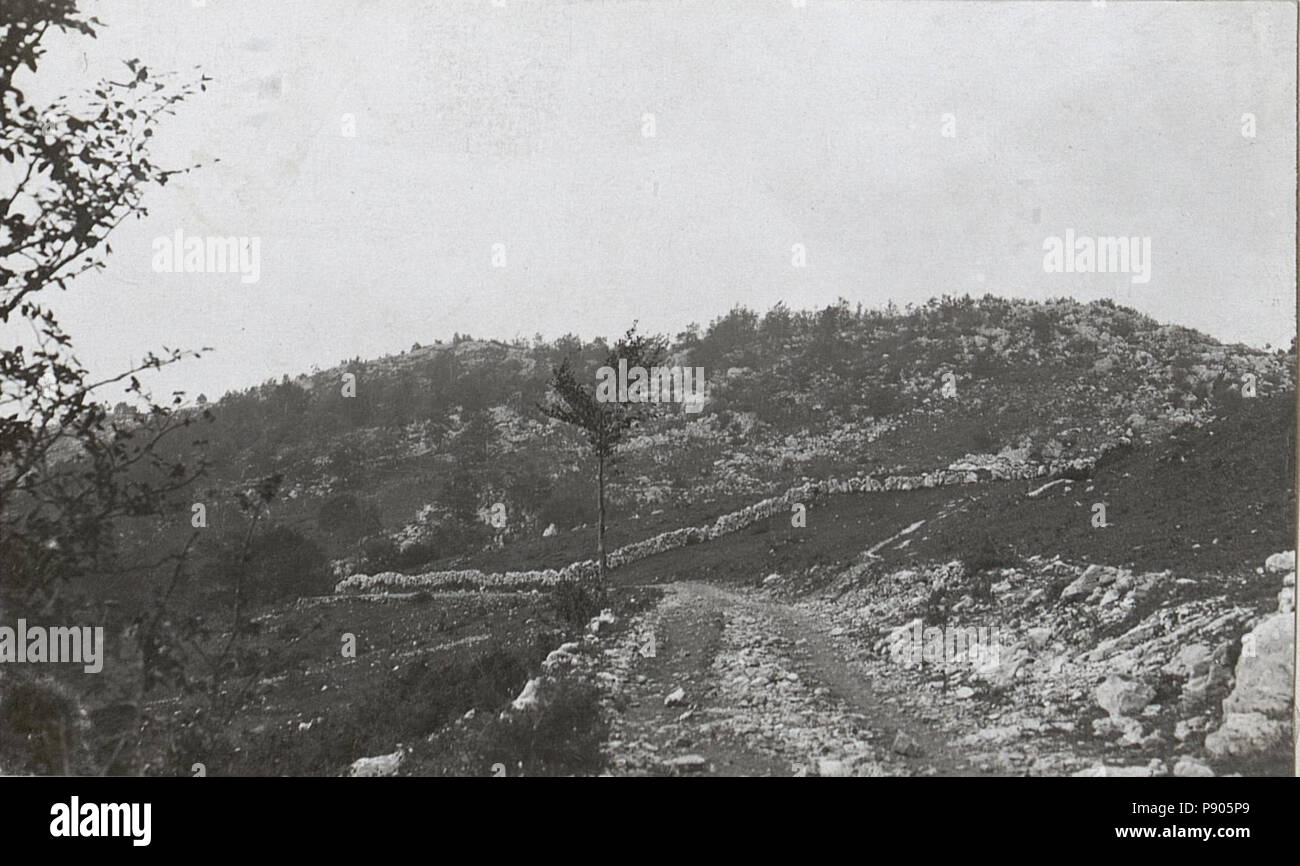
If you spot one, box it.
[6,296,1293,778]
[110,296,1295,598]
[148,384,1293,778]
[586,397,1296,777]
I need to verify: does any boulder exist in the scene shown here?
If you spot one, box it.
[1173,716,1207,741]
[891,730,924,757]
[348,747,405,777]
[1092,715,1143,741]
[1026,627,1052,650]
[1072,763,1154,777]
[1061,569,1101,603]
[587,609,618,634]
[662,755,707,773]
[1265,551,1295,574]
[1095,675,1156,718]
[511,678,541,712]
[542,642,582,669]
[1204,612,1294,761]
[1224,613,1293,718]
[817,758,851,777]
[1180,662,1233,706]
[1161,643,1211,679]
[1173,757,1215,778]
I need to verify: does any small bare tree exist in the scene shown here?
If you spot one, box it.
[538,326,667,583]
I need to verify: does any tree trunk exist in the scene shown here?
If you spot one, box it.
[596,450,607,583]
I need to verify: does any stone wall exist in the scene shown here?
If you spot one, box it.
[333,458,1086,595]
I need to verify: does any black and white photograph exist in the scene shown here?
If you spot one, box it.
[0,0,1296,818]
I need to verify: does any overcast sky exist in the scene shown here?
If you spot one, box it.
[9,0,1296,402]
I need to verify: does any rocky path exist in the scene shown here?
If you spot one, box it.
[599,581,992,776]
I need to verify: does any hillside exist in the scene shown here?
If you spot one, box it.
[113,369,1294,778]
[6,295,1293,778]
[122,295,1294,587]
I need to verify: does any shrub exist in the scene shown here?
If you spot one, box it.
[551,579,605,630]
[1029,310,1055,345]
[395,541,438,570]
[961,532,1014,576]
[862,384,905,418]
[318,494,380,543]
[970,428,1000,453]
[1057,463,1091,482]
[538,484,590,534]
[0,673,91,775]
[470,678,606,776]
[1094,440,1134,472]
[169,640,551,777]
[247,526,331,604]
[360,535,400,572]
[208,525,331,602]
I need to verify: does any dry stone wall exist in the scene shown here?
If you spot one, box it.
[334,458,1085,595]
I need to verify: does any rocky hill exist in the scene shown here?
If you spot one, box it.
[16,294,1288,778]
[132,295,1293,586]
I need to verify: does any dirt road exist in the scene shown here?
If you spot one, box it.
[601,581,993,777]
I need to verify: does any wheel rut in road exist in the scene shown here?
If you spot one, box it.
[602,581,992,776]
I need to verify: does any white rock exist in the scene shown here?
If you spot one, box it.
[1093,716,1143,741]
[664,687,687,707]
[1072,763,1153,777]
[511,678,541,712]
[1265,551,1295,574]
[817,758,850,777]
[662,755,707,773]
[1173,757,1215,777]
[349,747,405,777]
[891,731,924,757]
[1205,612,1294,760]
[543,641,583,669]
[1173,717,1206,741]
[587,609,618,634]
[1095,675,1155,718]
[1161,643,1211,679]
[1061,571,1098,603]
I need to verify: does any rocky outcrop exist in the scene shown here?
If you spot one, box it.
[801,548,1294,774]
[1204,607,1294,762]
[1095,675,1155,718]
[348,746,406,777]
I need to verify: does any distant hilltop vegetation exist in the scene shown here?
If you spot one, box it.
[109,294,1292,585]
